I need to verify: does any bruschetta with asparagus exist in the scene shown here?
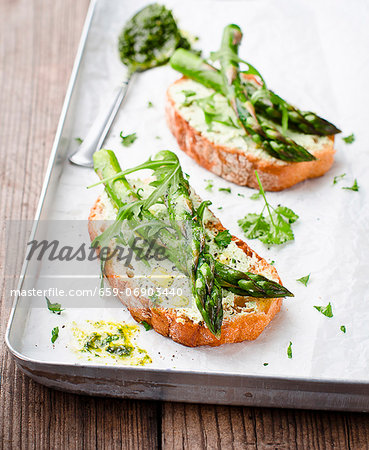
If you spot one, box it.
[88,149,293,347]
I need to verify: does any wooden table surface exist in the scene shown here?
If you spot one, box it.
[0,1,368,448]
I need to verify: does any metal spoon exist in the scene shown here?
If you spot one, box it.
[69,3,191,168]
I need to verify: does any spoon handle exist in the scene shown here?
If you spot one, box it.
[69,76,132,168]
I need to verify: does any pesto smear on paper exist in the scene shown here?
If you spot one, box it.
[71,321,152,366]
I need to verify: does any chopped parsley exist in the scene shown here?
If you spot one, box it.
[237,193,245,198]
[342,179,359,191]
[181,89,196,97]
[75,137,83,145]
[141,321,153,331]
[217,206,223,210]
[263,362,269,366]
[333,173,346,185]
[219,187,231,194]
[250,190,262,200]
[287,341,293,359]
[342,133,355,144]
[46,297,64,314]
[314,302,333,318]
[181,89,197,105]
[214,230,232,248]
[204,179,214,191]
[340,325,346,333]
[238,171,299,245]
[155,136,161,140]
[120,131,137,147]
[296,274,310,286]
[147,101,154,108]
[51,326,59,344]
[185,92,238,129]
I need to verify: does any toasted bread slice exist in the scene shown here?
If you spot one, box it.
[166,76,335,191]
[88,185,283,347]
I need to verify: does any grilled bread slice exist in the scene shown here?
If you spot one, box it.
[88,185,284,347]
[166,76,335,191]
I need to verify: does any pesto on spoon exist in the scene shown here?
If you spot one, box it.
[69,3,191,167]
[119,3,191,73]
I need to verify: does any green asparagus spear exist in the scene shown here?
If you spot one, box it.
[214,261,293,298]
[217,24,315,162]
[170,48,225,92]
[195,254,223,335]
[159,154,224,336]
[243,79,341,135]
[170,48,339,137]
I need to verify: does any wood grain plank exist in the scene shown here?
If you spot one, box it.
[162,403,257,450]
[345,412,369,450]
[162,404,369,450]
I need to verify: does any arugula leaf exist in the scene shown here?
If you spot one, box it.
[99,256,106,290]
[342,179,359,192]
[297,274,310,286]
[219,187,231,194]
[141,321,152,331]
[75,137,83,145]
[120,132,137,147]
[51,326,59,344]
[314,302,333,318]
[143,154,183,210]
[250,190,262,200]
[204,179,213,191]
[46,297,64,314]
[333,173,346,185]
[340,325,346,333]
[214,230,232,248]
[147,101,154,108]
[238,172,299,245]
[287,341,292,359]
[342,133,355,144]
[91,199,149,285]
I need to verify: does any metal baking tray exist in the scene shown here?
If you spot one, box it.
[6,0,369,411]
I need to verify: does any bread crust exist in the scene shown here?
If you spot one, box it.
[166,77,335,191]
[89,196,283,347]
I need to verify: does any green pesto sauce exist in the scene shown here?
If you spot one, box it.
[118,3,190,73]
[72,321,152,366]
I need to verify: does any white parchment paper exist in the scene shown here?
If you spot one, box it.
[19,0,369,383]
